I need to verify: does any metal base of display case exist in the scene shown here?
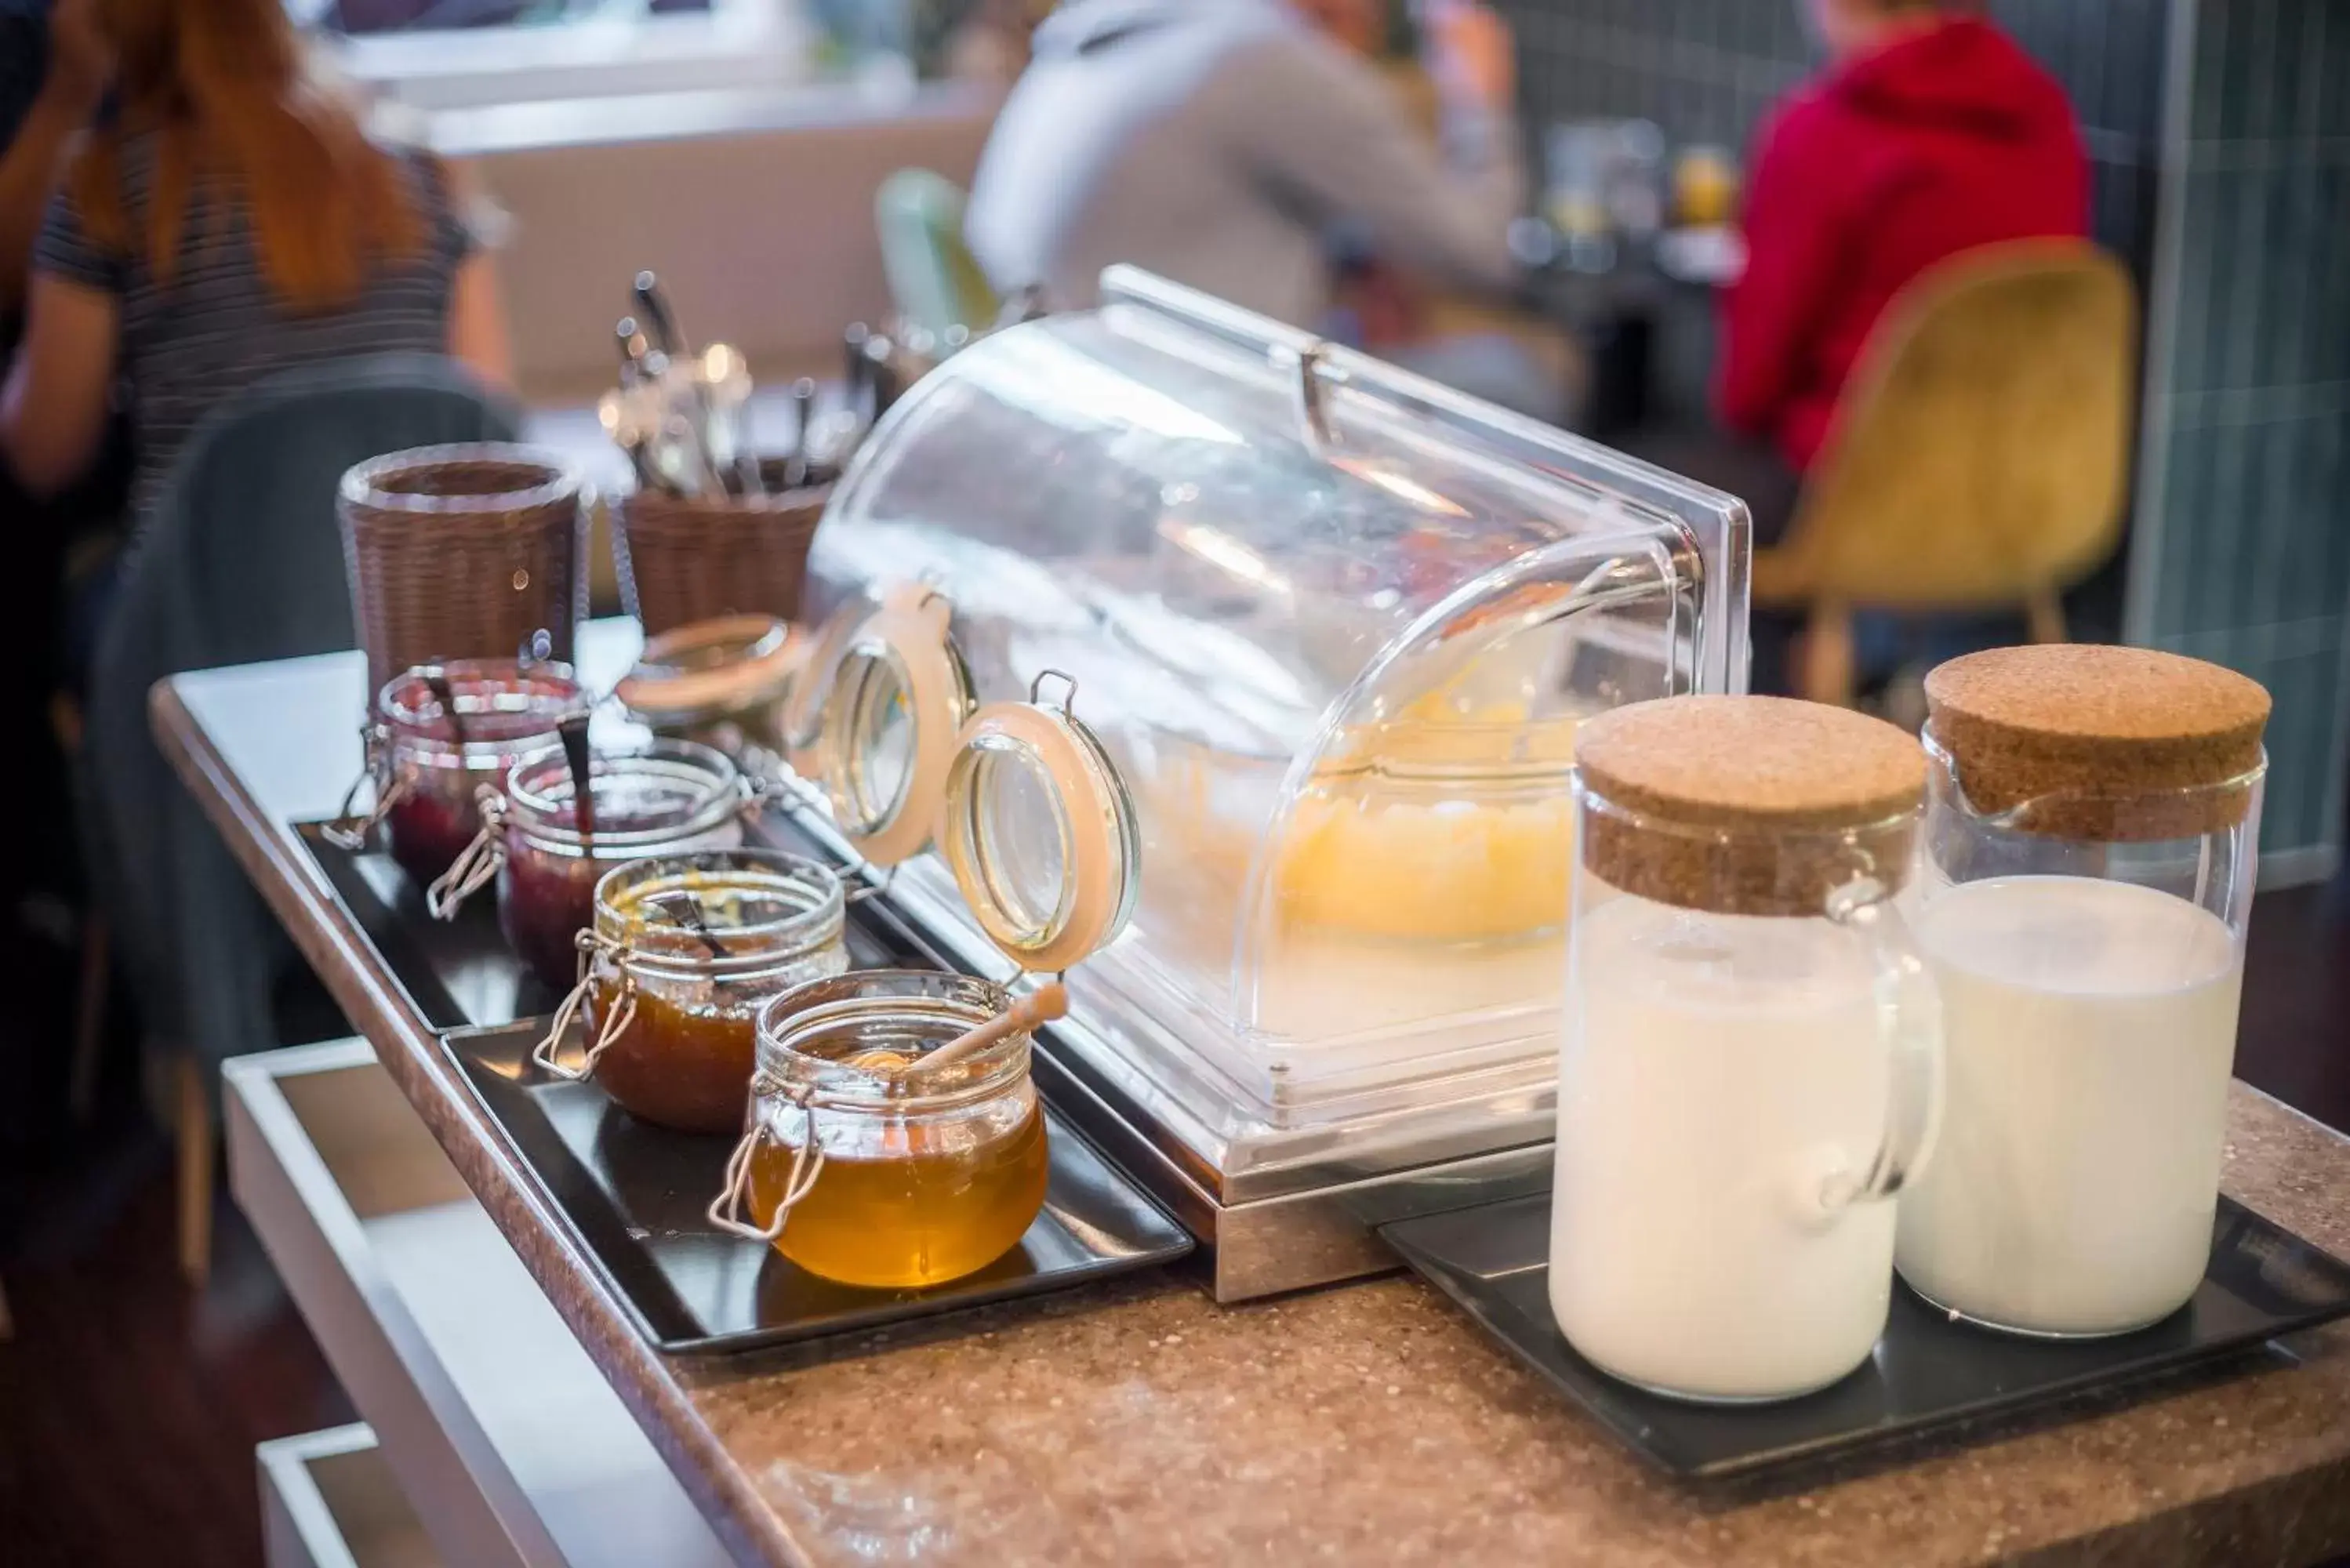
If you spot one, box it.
[1031,1031,1554,1300]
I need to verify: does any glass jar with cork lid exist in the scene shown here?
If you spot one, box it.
[1896,644,2269,1338]
[1550,695,1943,1403]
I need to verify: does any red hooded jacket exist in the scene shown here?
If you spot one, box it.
[1716,19,2088,471]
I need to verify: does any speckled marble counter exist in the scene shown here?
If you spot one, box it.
[157,631,2350,1568]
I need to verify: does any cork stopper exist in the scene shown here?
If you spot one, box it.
[1575,696,1927,916]
[1923,645,2268,841]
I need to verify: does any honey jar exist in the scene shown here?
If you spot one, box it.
[327,659,587,885]
[709,972,1050,1288]
[532,850,850,1134]
[428,739,751,989]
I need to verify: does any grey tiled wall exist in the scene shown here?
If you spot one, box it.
[2129,0,2350,872]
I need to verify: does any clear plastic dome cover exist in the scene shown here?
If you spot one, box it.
[802,268,1750,1155]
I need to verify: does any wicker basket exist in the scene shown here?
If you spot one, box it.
[610,459,837,637]
[340,445,588,693]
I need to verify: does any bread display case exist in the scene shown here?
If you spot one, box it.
[793,268,1753,1295]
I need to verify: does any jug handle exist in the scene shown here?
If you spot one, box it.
[1821,879,1944,1210]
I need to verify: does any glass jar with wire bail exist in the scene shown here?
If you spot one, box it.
[709,973,1054,1288]
[534,849,851,1134]
[428,739,757,990]
[325,659,587,886]
[703,657,1142,1287]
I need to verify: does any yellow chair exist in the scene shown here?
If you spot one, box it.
[874,169,1001,341]
[1753,240,2137,705]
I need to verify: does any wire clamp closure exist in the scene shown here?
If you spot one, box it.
[531,928,638,1082]
[324,725,410,851]
[425,786,508,919]
[707,1068,830,1243]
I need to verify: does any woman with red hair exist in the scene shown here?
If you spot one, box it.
[0,0,510,516]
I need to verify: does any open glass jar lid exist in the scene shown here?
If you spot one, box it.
[616,615,801,750]
[809,583,1141,975]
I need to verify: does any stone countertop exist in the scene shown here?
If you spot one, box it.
[157,629,2350,1568]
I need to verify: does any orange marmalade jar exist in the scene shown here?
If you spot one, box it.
[532,850,848,1134]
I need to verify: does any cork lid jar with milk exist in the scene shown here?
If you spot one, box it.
[1549,695,1945,1403]
[1897,644,2271,1338]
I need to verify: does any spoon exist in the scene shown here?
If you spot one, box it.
[423,670,466,746]
[616,315,651,383]
[633,270,686,357]
[649,892,729,958]
[786,377,817,490]
[852,983,1069,1083]
[558,714,595,841]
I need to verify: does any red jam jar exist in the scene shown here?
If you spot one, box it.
[327,659,587,885]
[429,739,752,990]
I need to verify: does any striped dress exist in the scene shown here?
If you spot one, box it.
[34,132,474,526]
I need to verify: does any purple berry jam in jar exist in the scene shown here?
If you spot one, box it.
[430,739,752,991]
[330,659,587,886]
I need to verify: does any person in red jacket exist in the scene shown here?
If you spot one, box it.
[1710,0,2088,543]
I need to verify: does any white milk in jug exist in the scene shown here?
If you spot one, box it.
[1549,893,1896,1401]
[1898,874,2242,1335]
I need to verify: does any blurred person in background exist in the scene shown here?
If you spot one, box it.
[1,0,121,1164]
[1692,0,2087,547]
[0,0,512,539]
[965,0,1570,422]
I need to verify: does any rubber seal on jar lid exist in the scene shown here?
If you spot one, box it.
[815,584,973,867]
[1923,644,2270,840]
[1573,695,1925,917]
[938,692,1140,974]
[616,615,799,722]
[784,590,877,776]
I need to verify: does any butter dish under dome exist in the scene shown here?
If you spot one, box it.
[792,268,1753,1296]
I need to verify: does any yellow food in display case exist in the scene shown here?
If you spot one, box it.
[1273,697,1582,946]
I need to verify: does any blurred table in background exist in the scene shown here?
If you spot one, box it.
[1521,224,1736,441]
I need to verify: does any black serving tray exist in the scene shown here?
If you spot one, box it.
[1381,1192,2350,1481]
[445,1021,1193,1354]
[296,821,565,1031]
[305,808,1192,1354]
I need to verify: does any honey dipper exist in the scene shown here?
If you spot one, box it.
[854,983,1069,1083]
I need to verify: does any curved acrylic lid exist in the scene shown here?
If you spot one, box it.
[938,675,1142,974]
[813,583,975,866]
[797,269,1757,1131]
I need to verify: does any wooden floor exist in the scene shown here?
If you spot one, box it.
[0,880,2346,1566]
[0,1126,355,1567]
